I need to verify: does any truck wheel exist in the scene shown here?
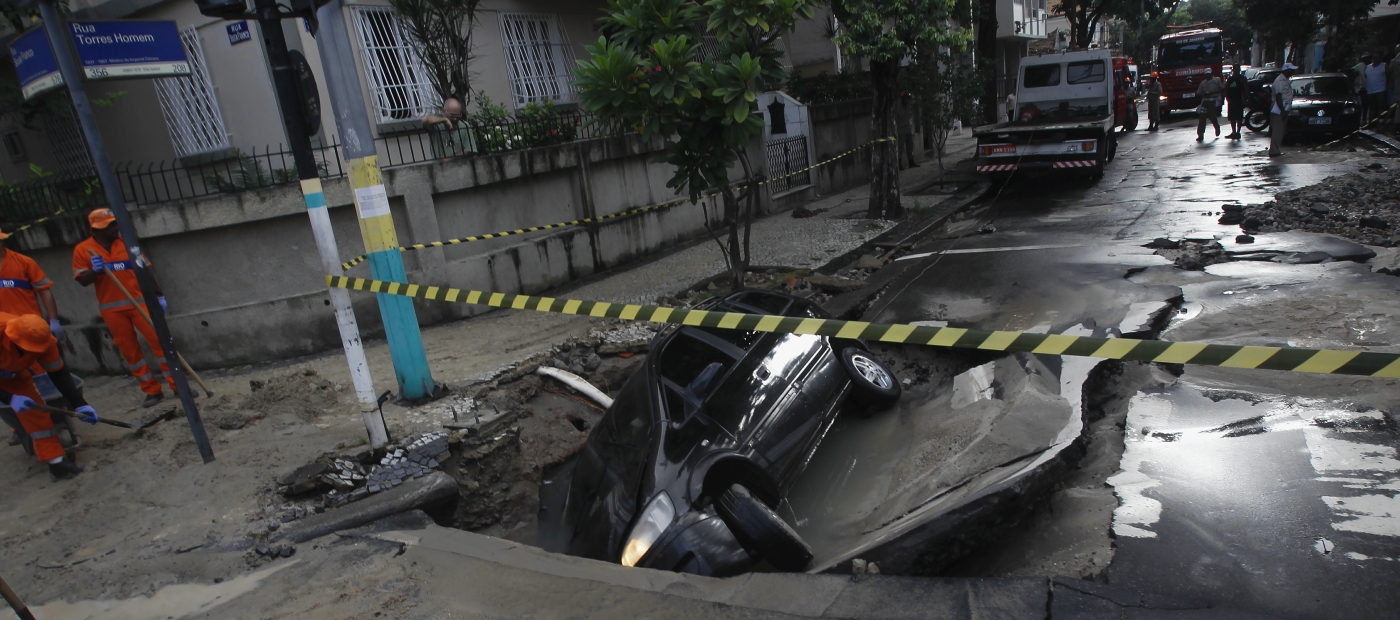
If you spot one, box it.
[1091,136,1108,180]
[715,484,813,572]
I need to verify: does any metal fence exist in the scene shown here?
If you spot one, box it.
[1,110,629,226]
[764,135,811,195]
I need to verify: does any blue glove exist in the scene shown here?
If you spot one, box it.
[75,405,99,425]
[9,395,34,413]
[0,370,14,379]
[89,255,106,273]
[158,296,168,313]
[49,319,64,339]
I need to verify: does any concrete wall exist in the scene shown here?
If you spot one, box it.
[11,133,758,373]
[809,98,874,196]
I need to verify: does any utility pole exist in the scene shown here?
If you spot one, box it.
[36,0,215,463]
[247,0,390,446]
[313,0,439,403]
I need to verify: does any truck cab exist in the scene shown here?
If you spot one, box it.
[1154,28,1224,112]
[972,49,1121,180]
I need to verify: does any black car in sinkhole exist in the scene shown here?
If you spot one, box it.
[553,289,901,576]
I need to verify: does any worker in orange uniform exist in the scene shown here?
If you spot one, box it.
[0,228,65,447]
[0,312,96,480]
[72,209,175,408]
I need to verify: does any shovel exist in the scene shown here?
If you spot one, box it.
[30,402,134,429]
[86,250,214,398]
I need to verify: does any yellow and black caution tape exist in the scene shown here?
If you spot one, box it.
[4,205,75,236]
[327,275,1400,378]
[340,137,897,270]
[1311,102,1397,151]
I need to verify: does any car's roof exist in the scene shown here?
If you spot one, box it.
[1292,73,1347,79]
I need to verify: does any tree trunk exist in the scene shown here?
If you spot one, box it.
[977,0,999,125]
[867,59,902,220]
[719,185,746,289]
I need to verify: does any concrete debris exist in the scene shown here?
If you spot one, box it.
[1235,166,1400,247]
[1156,240,1229,271]
[807,274,868,294]
[854,254,885,270]
[275,472,459,543]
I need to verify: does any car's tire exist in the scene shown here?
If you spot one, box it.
[839,347,901,409]
[1244,110,1269,133]
[714,484,813,572]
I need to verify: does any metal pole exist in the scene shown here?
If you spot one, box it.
[37,0,214,463]
[254,0,387,446]
[314,0,438,402]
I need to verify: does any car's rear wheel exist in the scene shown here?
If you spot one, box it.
[1244,110,1269,133]
[839,347,901,409]
[714,484,813,572]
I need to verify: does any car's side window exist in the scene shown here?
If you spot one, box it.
[658,334,734,395]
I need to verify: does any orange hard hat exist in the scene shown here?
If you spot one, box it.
[5,314,54,353]
[1150,72,1159,77]
[88,208,116,229]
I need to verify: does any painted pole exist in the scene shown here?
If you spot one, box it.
[37,0,214,463]
[252,0,388,446]
[314,0,438,402]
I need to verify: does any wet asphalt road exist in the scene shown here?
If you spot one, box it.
[863,116,1400,618]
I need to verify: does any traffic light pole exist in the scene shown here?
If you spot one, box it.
[252,0,388,446]
[37,0,215,463]
[314,0,438,403]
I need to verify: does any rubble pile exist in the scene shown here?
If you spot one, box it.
[1231,164,1400,248]
[326,432,451,506]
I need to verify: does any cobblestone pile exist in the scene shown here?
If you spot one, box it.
[1232,164,1399,247]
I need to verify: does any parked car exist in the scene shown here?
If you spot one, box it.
[556,289,901,576]
[1283,74,1361,141]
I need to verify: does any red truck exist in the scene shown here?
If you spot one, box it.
[1154,27,1224,113]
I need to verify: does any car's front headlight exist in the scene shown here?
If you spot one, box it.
[620,492,675,567]
[1342,106,1356,115]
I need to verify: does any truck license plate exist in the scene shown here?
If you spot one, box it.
[1182,93,1195,98]
[1308,117,1332,125]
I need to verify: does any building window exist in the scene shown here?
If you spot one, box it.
[351,6,438,124]
[498,12,576,108]
[155,26,230,158]
[2,132,25,162]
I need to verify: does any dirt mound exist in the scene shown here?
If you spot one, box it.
[243,369,344,422]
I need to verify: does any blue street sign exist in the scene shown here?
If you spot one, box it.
[69,21,190,80]
[227,21,251,45]
[8,27,64,100]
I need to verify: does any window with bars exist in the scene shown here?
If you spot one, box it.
[155,27,230,159]
[352,6,438,124]
[40,103,94,177]
[498,13,576,108]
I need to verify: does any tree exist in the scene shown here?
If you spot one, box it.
[1235,0,1322,65]
[574,0,816,289]
[1055,0,1179,53]
[905,50,983,172]
[386,0,480,105]
[830,0,970,219]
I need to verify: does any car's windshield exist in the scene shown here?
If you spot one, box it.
[1158,36,1220,69]
[1291,77,1349,97]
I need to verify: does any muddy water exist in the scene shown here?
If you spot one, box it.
[30,561,296,620]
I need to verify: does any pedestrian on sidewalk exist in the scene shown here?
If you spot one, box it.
[0,228,65,447]
[1225,65,1247,139]
[72,209,177,408]
[1146,73,1162,131]
[0,312,98,481]
[1269,63,1298,158]
[1363,53,1389,125]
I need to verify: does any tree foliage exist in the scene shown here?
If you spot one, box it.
[386,0,479,105]
[574,0,816,287]
[904,51,984,171]
[1055,0,1178,51]
[829,0,969,219]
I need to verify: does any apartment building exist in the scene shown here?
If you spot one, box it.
[0,0,838,187]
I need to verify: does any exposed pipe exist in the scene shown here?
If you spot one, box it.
[536,367,615,409]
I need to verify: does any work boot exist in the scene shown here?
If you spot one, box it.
[7,431,20,446]
[141,393,164,408]
[49,457,84,481]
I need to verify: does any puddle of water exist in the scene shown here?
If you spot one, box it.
[1107,392,1170,538]
[31,561,296,620]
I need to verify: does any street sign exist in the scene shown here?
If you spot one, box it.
[227,21,252,45]
[68,21,191,80]
[8,27,64,100]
